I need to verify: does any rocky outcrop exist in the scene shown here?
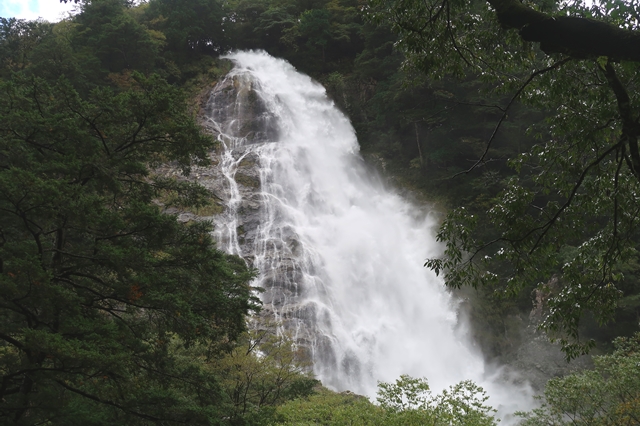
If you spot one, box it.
[202,73,278,145]
[180,73,323,358]
[503,276,593,392]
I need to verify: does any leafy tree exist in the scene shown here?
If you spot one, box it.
[22,20,84,85]
[72,0,161,75]
[271,0,363,71]
[368,0,640,356]
[0,72,259,424]
[377,375,497,426]
[253,5,298,51]
[147,0,228,55]
[324,0,365,58]
[225,0,297,55]
[518,332,640,425]
[214,327,317,424]
[273,375,497,425]
[298,9,333,61]
[0,18,53,77]
[274,387,384,425]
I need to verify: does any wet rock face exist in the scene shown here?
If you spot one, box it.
[167,76,276,262]
[203,74,279,145]
[195,75,278,266]
[189,74,323,359]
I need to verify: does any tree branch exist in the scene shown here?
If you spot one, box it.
[0,332,24,350]
[601,61,640,183]
[526,142,622,254]
[54,379,165,422]
[487,0,640,61]
[452,57,571,177]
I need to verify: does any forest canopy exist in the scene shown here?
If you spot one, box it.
[0,55,261,426]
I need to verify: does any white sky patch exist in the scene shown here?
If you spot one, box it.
[0,0,78,22]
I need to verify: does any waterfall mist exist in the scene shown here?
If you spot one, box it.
[203,50,533,420]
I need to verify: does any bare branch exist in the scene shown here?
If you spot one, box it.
[526,142,622,254]
[451,57,572,178]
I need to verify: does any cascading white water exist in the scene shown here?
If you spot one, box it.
[205,50,532,420]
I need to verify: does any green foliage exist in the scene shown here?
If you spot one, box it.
[214,327,318,424]
[73,0,161,75]
[366,0,538,81]
[23,20,85,84]
[0,72,259,424]
[0,18,53,77]
[376,375,497,426]
[518,332,640,425]
[298,9,333,59]
[224,0,298,57]
[147,0,227,54]
[224,0,364,73]
[273,375,497,425]
[423,58,640,358]
[274,387,383,425]
[377,375,432,412]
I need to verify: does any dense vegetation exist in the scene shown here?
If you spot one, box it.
[1,0,639,423]
[519,333,640,425]
[273,376,497,425]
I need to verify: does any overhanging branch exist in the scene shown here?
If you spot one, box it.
[488,0,640,61]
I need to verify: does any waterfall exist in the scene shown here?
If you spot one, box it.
[202,50,532,420]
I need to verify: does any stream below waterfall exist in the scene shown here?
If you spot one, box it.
[199,50,533,422]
